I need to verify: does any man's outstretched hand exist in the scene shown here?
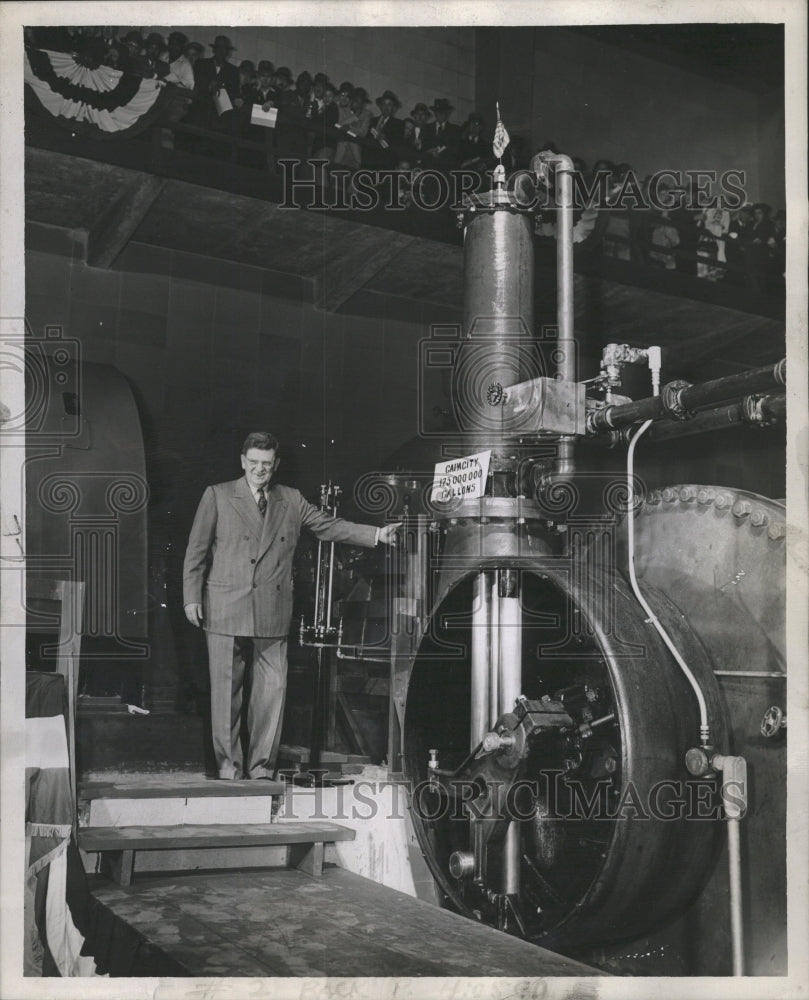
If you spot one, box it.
[184,603,203,627]
[378,523,402,546]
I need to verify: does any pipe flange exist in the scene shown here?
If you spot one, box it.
[742,394,777,427]
[661,379,693,420]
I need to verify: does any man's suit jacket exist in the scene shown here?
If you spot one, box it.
[421,121,460,167]
[183,479,377,638]
[192,57,241,111]
[365,114,405,167]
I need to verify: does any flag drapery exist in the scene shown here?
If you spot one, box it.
[25,672,102,977]
[24,47,168,138]
[492,102,510,160]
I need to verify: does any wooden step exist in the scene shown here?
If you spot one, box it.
[79,778,285,800]
[79,821,355,886]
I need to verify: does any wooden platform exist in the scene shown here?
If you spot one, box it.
[88,865,600,977]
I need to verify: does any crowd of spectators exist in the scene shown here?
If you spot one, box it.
[535,153,786,293]
[24,26,786,294]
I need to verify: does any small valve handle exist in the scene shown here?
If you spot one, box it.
[760,705,786,739]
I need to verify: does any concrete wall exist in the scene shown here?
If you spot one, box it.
[24,241,430,531]
[133,25,477,127]
[476,26,785,208]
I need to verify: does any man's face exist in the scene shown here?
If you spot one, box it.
[213,41,229,61]
[379,98,395,118]
[241,448,278,490]
[435,109,449,124]
[258,72,273,89]
[413,109,428,126]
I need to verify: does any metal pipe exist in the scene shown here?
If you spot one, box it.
[645,393,785,443]
[587,360,786,435]
[471,571,491,750]
[325,541,336,632]
[727,817,744,977]
[488,571,500,727]
[713,670,786,678]
[542,151,576,480]
[498,572,523,898]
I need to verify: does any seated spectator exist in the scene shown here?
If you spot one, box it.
[312,72,329,113]
[190,35,241,142]
[333,86,372,171]
[239,60,256,97]
[457,112,493,180]
[246,60,276,106]
[118,30,144,73]
[421,98,460,172]
[165,31,188,66]
[242,59,277,169]
[160,40,204,132]
[696,202,731,280]
[410,103,432,161]
[130,32,168,79]
[399,117,418,161]
[164,40,202,93]
[275,70,314,165]
[312,81,339,163]
[366,90,404,170]
[647,182,681,270]
[744,202,777,291]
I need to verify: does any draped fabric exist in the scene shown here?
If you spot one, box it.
[25,672,103,977]
[24,47,168,137]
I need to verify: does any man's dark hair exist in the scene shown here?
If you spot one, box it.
[242,431,280,455]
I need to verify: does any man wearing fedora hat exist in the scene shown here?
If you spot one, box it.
[422,97,460,172]
[366,90,404,169]
[191,34,241,132]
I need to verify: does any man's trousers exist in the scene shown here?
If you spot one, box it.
[205,632,288,779]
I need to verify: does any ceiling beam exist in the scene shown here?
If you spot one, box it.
[85,175,165,269]
[313,230,416,313]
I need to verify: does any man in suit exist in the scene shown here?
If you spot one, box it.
[365,90,405,169]
[421,98,460,173]
[190,34,241,130]
[183,431,399,780]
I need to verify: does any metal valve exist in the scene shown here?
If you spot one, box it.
[480,731,517,754]
[760,705,786,739]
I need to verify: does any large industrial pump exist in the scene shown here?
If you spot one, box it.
[340,157,787,977]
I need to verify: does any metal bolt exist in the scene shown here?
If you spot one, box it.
[714,493,735,510]
[768,522,786,540]
[603,756,617,773]
[732,500,752,518]
[646,491,662,505]
[662,488,678,503]
[679,486,697,502]
[697,488,716,505]
[750,509,770,528]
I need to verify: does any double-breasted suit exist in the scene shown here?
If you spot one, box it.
[184,478,377,777]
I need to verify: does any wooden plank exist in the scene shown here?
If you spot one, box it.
[287,840,325,877]
[85,175,165,269]
[79,821,355,852]
[100,849,134,887]
[79,778,284,800]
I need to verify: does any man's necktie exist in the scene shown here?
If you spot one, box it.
[257,490,267,517]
